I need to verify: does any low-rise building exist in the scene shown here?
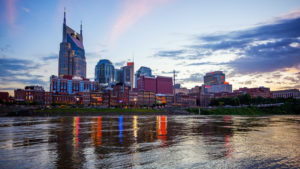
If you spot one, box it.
[44,92,53,105]
[272,89,300,99]
[14,86,45,104]
[175,93,197,107]
[129,90,138,107]
[175,88,189,95]
[90,92,104,106]
[52,93,82,105]
[50,75,98,94]
[234,87,271,98]
[110,83,129,107]
[14,89,25,102]
[0,92,9,102]
[137,91,156,106]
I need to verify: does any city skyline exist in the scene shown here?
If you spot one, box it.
[1,0,300,95]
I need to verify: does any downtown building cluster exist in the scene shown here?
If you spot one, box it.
[13,11,175,107]
[8,12,300,107]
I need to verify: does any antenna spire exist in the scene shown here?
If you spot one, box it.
[80,20,83,35]
[63,7,66,25]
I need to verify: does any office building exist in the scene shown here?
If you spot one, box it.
[50,75,98,94]
[114,69,123,83]
[137,76,157,93]
[136,66,153,79]
[95,59,115,84]
[58,10,86,78]
[156,76,173,94]
[272,89,300,99]
[204,71,225,85]
[234,87,271,98]
[208,84,232,93]
[203,71,232,94]
[137,75,173,95]
[136,66,153,87]
[122,62,134,89]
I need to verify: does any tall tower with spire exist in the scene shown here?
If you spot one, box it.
[58,9,86,78]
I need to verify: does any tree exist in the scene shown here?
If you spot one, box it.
[238,94,251,105]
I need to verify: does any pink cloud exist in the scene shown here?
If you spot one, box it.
[268,9,300,24]
[4,0,17,27]
[109,0,172,45]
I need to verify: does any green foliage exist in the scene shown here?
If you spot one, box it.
[238,94,251,105]
[37,107,162,114]
[188,100,300,115]
[210,94,299,107]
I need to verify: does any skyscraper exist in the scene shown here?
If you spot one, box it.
[204,71,225,85]
[58,10,86,78]
[114,69,123,83]
[95,59,115,84]
[136,66,153,79]
[135,66,152,88]
[203,71,232,93]
[122,62,134,89]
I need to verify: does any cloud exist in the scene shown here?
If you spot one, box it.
[284,76,299,83]
[0,57,46,87]
[179,73,203,83]
[272,74,282,79]
[197,17,300,74]
[42,54,58,61]
[265,81,273,84]
[22,7,30,13]
[153,49,186,59]
[109,0,171,44]
[115,60,126,67]
[270,9,300,23]
[187,62,223,66]
[161,70,180,74]
[245,81,252,85]
[85,52,103,60]
[4,0,17,27]
[282,84,300,90]
[153,15,300,75]
[0,44,11,54]
[0,87,16,91]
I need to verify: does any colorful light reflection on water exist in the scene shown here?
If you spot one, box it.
[0,115,300,168]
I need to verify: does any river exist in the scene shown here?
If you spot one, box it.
[0,115,299,168]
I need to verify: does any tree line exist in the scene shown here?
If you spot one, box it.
[210,94,298,106]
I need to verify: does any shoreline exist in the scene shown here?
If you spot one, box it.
[1,103,299,116]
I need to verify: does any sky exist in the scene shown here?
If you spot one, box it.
[0,0,300,95]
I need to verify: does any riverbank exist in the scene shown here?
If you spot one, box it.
[187,102,300,115]
[2,101,299,116]
[5,107,191,116]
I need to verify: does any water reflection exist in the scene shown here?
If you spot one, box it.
[157,116,167,146]
[91,117,102,146]
[119,116,123,143]
[0,116,300,168]
[133,116,138,140]
[73,117,80,147]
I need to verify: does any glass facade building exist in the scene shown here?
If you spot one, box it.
[136,66,152,87]
[122,62,134,89]
[204,71,225,85]
[114,69,123,83]
[136,66,153,79]
[58,10,86,78]
[95,59,115,84]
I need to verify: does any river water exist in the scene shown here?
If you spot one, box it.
[0,115,300,169]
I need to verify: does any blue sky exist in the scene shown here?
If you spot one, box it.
[1,0,300,95]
